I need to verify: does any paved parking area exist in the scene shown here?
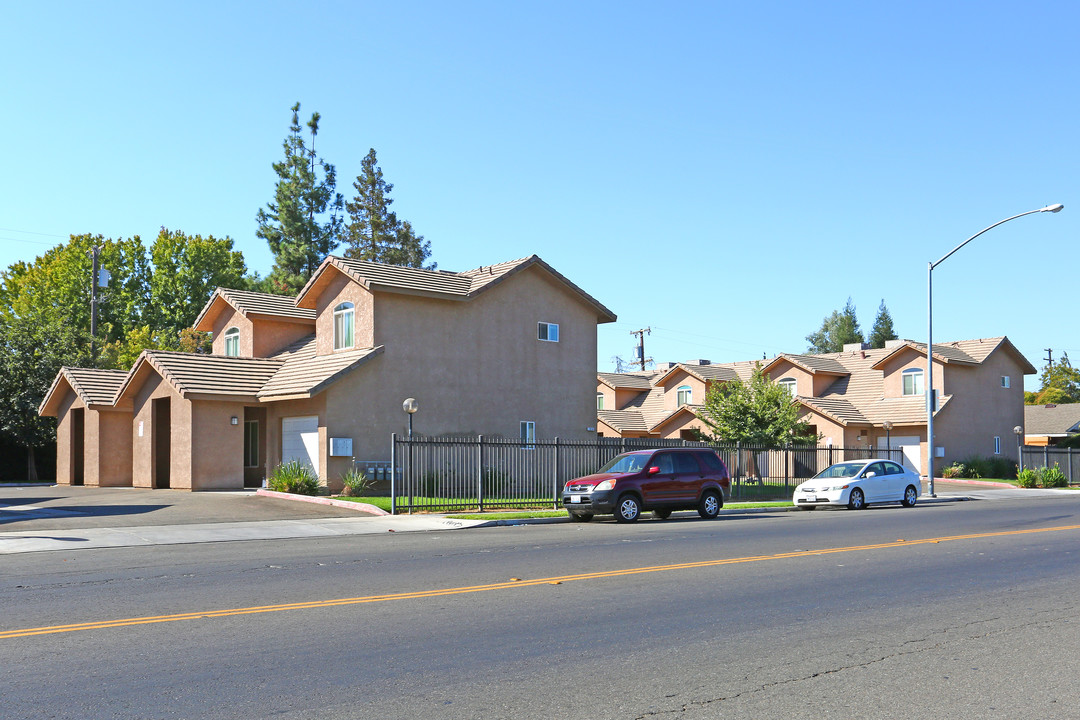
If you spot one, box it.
[0,484,375,532]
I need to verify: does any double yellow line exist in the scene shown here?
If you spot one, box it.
[5,523,1080,640]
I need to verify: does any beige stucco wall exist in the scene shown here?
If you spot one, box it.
[93,409,133,486]
[315,271,374,356]
[210,307,314,358]
[190,401,247,489]
[131,371,192,489]
[880,350,946,398]
[766,362,811,397]
[934,347,1026,470]
[54,388,77,486]
[614,387,643,410]
[656,369,706,412]
[211,308,253,357]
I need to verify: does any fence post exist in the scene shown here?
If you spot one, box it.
[390,433,397,515]
[1070,447,1074,486]
[477,435,484,512]
[407,434,414,515]
[1044,445,1049,473]
[784,444,790,487]
[553,437,560,507]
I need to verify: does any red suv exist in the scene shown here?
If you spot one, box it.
[562,448,732,522]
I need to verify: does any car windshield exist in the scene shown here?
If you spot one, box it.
[597,453,649,474]
[813,462,865,480]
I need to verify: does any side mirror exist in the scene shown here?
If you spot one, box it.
[863,471,876,479]
[647,466,660,475]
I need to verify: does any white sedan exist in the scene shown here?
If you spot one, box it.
[793,459,921,510]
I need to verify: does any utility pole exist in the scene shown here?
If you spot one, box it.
[1045,348,1054,367]
[89,244,101,363]
[630,327,652,371]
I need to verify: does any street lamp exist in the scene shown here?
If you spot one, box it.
[1014,425,1024,473]
[402,397,419,438]
[883,420,893,458]
[926,203,1063,497]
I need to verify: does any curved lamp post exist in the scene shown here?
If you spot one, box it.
[926,204,1063,496]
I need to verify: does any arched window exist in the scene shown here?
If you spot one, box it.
[676,385,692,406]
[778,377,797,398]
[902,368,924,396]
[334,302,354,350]
[224,327,240,357]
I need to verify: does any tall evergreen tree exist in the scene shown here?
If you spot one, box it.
[257,103,343,294]
[868,300,898,349]
[343,149,434,269]
[806,298,864,354]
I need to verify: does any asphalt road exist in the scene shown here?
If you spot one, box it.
[4,495,1080,719]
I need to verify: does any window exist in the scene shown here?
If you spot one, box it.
[597,392,605,411]
[538,322,559,342]
[224,327,239,357]
[1001,376,1011,388]
[676,385,692,406]
[902,368,924,396]
[883,461,904,475]
[244,420,259,467]
[994,436,1001,455]
[334,302,354,350]
[520,421,536,449]
[778,377,797,398]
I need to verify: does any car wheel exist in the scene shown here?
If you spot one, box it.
[847,488,866,510]
[901,485,918,508]
[614,494,641,523]
[652,509,672,520]
[569,512,593,522]
[698,490,721,519]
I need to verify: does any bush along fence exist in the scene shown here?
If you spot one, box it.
[388,434,905,514]
[1020,446,1080,486]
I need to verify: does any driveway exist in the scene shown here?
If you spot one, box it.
[0,484,376,532]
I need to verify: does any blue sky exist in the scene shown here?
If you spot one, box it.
[2,1,1075,389]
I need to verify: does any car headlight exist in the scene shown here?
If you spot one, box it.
[826,484,850,491]
[594,479,616,492]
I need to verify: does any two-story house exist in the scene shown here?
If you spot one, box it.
[597,337,1035,476]
[40,255,616,490]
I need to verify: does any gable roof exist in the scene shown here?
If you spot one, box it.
[193,287,316,331]
[258,336,384,400]
[597,371,657,390]
[115,351,285,403]
[763,353,850,376]
[652,363,739,386]
[1025,404,1080,437]
[296,254,617,322]
[38,367,130,416]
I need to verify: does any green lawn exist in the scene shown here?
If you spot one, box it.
[333,495,793,518]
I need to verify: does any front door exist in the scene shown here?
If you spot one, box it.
[153,397,171,489]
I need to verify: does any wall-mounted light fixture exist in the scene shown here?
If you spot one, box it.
[230,416,239,426]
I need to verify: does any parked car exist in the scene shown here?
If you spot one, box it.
[792,459,921,510]
[562,448,731,523]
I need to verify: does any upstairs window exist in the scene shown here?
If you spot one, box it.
[520,420,536,450]
[597,392,605,411]
[1001,376,1011,388]
[677,385,692,406]
[224,327,240,357]
[538,322,559,342]
[778,377,797,398]
[334,302,355,350]
[902,368,924,396]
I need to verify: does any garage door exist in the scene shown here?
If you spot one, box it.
[282,416,319,475]
[879,436,920,475]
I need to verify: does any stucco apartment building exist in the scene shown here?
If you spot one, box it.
[40,255,616,491]
[597,337,1035,476]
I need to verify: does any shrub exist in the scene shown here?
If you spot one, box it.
[1017,468,1039,488]
[941,463,966,479]
[267,460,321,495]
[339,468,372,497]
[986,456,1018,480]
[1042,464,1068,488]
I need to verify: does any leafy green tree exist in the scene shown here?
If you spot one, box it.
[0,313,90,481]
[698,366,811,446]
[806,298,864,354]
[257,102,343,294]
[868,300,898,349]
[149,228,246,335]
[343,148,434,269]
[1030,353,1080,404]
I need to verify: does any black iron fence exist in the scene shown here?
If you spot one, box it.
[1021,446,1080,485]
[388,434,905,513]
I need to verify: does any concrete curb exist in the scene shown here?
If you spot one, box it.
[931,478,1017,488]
[255,488,389,516]
[0,483,56,488]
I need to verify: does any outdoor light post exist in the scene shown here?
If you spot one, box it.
[402,398,419,513]
[926,204,1063,497]
[1014,425,1024,474]
[883,420,893,457]
[402,397,419,438]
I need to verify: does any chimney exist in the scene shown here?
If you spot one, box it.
[842,342,868,353]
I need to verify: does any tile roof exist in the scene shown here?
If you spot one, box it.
[130,351,284,399]
[39,367,130,415]
[193,287,316,330]
[597,372,656,390]
[1025,404,1080,436]
[259,340,384,399]
[767,353,850,375]
[298,255,616,322]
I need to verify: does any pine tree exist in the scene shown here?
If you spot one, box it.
[868,300,898,348]
[343,149,435,269]
[257,103,343,294]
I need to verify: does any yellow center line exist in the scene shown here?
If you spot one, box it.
[5,523,1080,640]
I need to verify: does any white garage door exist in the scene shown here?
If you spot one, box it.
[282,416,319,475]
[879,436,921,475]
